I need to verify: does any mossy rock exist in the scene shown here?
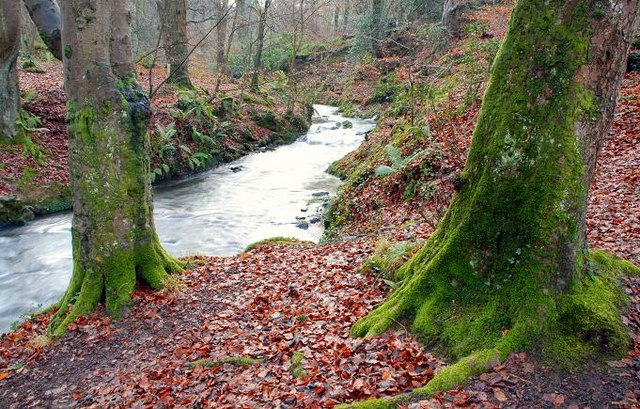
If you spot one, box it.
[253,110,283,132]
[0,196,35,226]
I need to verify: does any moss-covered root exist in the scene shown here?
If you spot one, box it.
[414,346,507,397]
[337,347,508,409]
[47,240,184,338]
[350,284,407,338]
[337,397,405,409]
[347,250,637,408]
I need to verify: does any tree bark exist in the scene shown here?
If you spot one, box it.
[23,0,62,60]
[0,0,21,143]
[354,0,640,367]
[235,0,248,44]
[370,0,383,55]
[235,0,253,69]
[342,0,350,32]
[214,0,229,93]
[441,0,470,34]
[251,0,272,91]
[51,0,182,337]
[157,0,192,88]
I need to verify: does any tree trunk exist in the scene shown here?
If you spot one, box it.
[50,0,182,337]
[342,0,349,32]
[370,0,383,55]
[0,0,21,143]
[251,0,271,91]
[23,0,62,60]
[157,0,192,88]
[214,0,228,93]
[353,0,640,376]
[235,0,252,69]
[442,0,470,34]
[286,0,305,112]
[235,0,248,44]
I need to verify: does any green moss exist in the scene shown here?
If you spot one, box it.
[338,101,357,117]
[415,347,505,396]
[64,45,72,59]
[291,351,307,378]
[337,397,402,409]
[361,239,421,281]
[244,236,309,252]
[188,356,263,369]
[546,251,636,366]
[253,110,282,131]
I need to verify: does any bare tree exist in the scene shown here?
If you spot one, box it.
[251,0,273,90]
[214,0,229,92]
[442,0,470,34]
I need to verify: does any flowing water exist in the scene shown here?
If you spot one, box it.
[0,105,375,334]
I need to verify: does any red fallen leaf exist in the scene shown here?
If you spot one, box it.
[315,385,325,395]
[0,372,9,381]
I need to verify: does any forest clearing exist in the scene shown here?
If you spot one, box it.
[1,0,639,407]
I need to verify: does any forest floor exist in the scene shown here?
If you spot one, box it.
[2,4,640,408]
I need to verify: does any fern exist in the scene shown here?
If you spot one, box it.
[375,165,396,177]
[375,145,426,178]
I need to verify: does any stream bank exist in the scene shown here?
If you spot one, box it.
[0,62,312,226]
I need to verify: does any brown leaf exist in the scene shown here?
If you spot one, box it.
[493,388,507,402]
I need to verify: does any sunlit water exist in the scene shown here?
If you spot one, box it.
[0,105,375,334]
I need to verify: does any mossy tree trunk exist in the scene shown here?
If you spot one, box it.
[353,0,640,368]
[23,0,62,60]
[0,0,21,143]
[157,0,192,88]
[50,0,183,337]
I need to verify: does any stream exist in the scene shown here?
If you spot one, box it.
[0,105,375,334]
